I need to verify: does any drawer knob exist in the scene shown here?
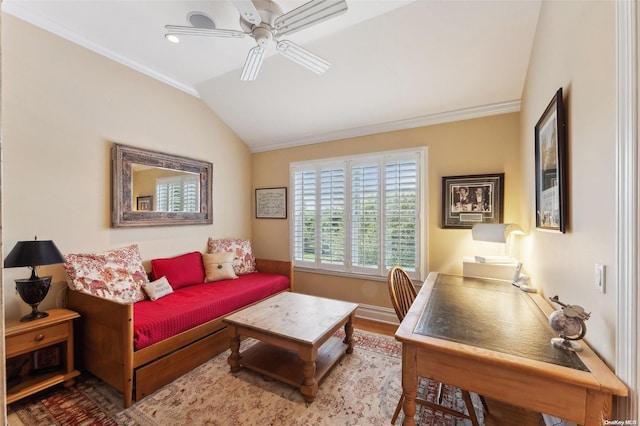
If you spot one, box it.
[34,334,45,342]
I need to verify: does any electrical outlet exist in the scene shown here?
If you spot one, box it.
[595,263,606,293]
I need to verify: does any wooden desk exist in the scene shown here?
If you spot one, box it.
[395,273,628,426]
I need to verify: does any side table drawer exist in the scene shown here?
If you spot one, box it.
[6,322,68,357]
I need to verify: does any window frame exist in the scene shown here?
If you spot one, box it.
[289,147,427,281]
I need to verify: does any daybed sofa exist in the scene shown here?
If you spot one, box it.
[64,239,292,408]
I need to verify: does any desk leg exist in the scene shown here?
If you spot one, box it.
[401,344,418,426]
[584,390,612,426]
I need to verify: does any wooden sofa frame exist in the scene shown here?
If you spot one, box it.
[67,258,293,408]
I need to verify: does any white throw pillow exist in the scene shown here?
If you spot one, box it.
[142,276,174,301]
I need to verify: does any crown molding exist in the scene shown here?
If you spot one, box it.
[2,2,199,98]
[250,100,521,153]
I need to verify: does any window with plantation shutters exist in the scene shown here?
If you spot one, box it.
[156,175,200,212]
[384,159,418,271]
[290,148,426,280]
[320,167,345,265]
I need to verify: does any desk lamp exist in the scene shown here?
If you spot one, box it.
[4,237,65,322]
[471,223,524,263]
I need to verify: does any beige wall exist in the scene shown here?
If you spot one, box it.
[1,14,252,321]
[519,1,617,364]
[252,113,522,309]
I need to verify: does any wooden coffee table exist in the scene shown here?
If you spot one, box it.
[222,292,358,403]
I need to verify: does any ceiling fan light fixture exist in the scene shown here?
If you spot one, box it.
[165,0,347,80]
[252,26,273,47]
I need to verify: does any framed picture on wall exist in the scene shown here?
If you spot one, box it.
[255,187,287,219]
[535,88,567,233]
[442,173,504,229]
[136,195,153,211]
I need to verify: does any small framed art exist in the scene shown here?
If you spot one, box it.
[535,88,567,233]
[136,195,153,212]
[255,187,287,219]
[442,173,504,229]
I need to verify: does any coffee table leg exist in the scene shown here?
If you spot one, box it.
[300,350,318,403]
[228,326,241,373]
[344,313,355,354]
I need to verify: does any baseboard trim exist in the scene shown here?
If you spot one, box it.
[355,303,399,325]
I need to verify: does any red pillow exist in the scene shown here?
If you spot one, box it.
[150,252,205,290]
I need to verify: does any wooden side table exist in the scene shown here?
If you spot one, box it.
[5,308,81,404]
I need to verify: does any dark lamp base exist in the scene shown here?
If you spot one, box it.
[21,310,49,322]
[15,276,52,322]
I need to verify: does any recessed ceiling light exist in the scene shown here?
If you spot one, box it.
[165,34,180,43]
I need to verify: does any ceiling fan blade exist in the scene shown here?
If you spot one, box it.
[240,46,266,81]
[276,40,330,75]
[275,0,348,36]
[232,0,262,25]
[165,25,246,38]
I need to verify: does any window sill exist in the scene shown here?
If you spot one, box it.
[293,266,424,286]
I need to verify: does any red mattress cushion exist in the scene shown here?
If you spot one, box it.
[133,272,290,350]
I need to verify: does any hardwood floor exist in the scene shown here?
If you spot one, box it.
[354,317,546,426]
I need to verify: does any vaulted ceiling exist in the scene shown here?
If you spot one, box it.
[2,0,541,152]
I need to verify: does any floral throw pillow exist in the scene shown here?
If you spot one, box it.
[63,244,148,304]
[207,238,256,275]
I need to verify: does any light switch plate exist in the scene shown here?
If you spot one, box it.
[595,263,606,293]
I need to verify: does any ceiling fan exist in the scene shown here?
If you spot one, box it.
[165,0,348,81]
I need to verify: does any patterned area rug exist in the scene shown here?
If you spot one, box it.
[8,330,484,425]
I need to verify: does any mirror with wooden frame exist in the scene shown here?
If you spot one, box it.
[112,143,213,227]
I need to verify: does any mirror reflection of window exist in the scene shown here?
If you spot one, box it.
[155,175,199,212]
[132,164,199,212]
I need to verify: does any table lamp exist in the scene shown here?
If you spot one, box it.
[4,237,66,322]
[471,223,524,263]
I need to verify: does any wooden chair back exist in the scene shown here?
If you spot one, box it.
[387,265,417,321]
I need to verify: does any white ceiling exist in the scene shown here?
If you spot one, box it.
[2,0,541,152]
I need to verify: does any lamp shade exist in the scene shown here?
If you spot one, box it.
[4,239,65,269]
[471,223,523,243]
